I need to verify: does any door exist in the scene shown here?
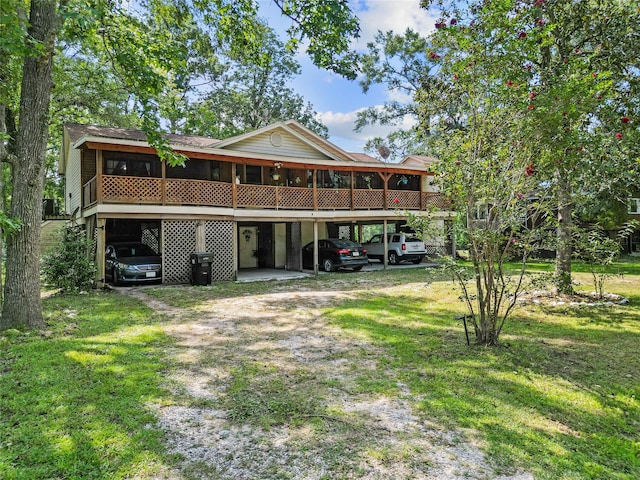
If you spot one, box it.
[239,226,258,269]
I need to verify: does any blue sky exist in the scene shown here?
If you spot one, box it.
[257,0,438,154]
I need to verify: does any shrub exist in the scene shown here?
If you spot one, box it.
[42,226,96,292]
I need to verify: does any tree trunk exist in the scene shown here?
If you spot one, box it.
[555,168,573,294]
[1,0,59,329]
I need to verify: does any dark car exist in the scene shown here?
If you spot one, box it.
[105,242,162,285]
[302,238,369,272]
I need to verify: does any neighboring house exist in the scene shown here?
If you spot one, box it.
[59,120,454,285]
[627,197,640,254]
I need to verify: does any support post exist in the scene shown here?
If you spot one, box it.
[383,219,388,270]
[313,220,319,275]
[96,217,106,288]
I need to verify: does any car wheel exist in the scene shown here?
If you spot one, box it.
[112,268,120,286]
[323,258,335,272]
[412,256,424,264]
[388,252,398,265]
[352,266,364,271]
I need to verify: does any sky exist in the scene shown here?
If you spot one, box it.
[257,0,438,155]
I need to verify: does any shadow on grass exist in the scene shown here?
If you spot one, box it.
[0,291,175,480]
[326,288,640,480]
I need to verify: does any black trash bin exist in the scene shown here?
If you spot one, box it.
[190,253,214,286]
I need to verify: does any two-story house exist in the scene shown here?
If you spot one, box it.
[59,120,453,285]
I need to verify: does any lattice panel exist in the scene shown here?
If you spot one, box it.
[142,227,159,252]
[387,190,420,209]
[237,185,276,208]
[425,245,447,256]
[166,179,233,207]
[204,221,235,281]
[317,189,351,209]
[88,218,97,258]
[422,192,451,210]
[102,176,162,204]
[338,225,351,240]
[353,189,384,209]
[278,187,314,209]
[163,220,197,284]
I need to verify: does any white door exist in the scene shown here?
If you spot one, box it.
[239,226,258,269]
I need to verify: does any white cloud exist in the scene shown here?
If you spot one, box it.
[351,0,438,49]
[318,108,417,153]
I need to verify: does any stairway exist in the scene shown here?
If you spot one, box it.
[40,220,67,255]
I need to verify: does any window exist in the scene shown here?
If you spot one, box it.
[628,198,640,214]
[245,165,263,184]
[355,172,383,189]
[391,174,420,190]
[103,152,160,177]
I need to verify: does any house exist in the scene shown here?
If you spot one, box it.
[626,197,640,254]
[59,120,454,285]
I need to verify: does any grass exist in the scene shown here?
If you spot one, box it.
[324,270,640,479]
[0,291,175,480]
[1,259,639,479]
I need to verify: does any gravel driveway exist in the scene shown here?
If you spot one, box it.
[121,282,532,480]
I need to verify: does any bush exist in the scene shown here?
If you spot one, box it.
[42,226,96,292]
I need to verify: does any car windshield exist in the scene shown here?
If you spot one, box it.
[405,236,422,242]
[115,244,157,257]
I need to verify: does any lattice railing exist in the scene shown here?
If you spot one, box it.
[317,188,351,209]
[278,187,314,209]
[387,190,421,209]
[98,176,450,212]
[353,189,384,209]
[82,176,97,209]
[237,184,277,208]
[422,192,451,210]
[102,175,162,204]
[166,179,233,207]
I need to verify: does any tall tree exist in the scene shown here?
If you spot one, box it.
[419,0,640,293]
[180,25,329,138]
[0,0,360,329]
[356,28,436,159]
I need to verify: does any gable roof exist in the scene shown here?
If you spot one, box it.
[348,152,382,163]
[215,120,360,163]
[64,123,220,149]
[60,121,435,176]
[401,155,438,168]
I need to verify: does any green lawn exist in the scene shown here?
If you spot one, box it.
[0,292,175,480]
[325,270,639,479]
[1,259,638,479]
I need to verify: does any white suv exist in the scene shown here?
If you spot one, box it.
[363,233,427,265]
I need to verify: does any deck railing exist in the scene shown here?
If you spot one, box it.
[85,175,449,212]
[82,175,97,208]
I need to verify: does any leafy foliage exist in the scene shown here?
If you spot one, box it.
[42,226,96,293]
[418,0,640,294]
[181,24,329,138]
[2,0,361,328]
[573,220,640,298]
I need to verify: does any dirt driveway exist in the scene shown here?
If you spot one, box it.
[122,281,532,480]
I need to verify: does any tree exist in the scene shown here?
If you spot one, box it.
[0,0,360,329]
[181,25,329,138]
[419,0,640,294]
[410,18,553,345]
[356,29,434,159]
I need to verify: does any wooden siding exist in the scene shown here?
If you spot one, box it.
[66,148,82,215]
[222,129,331,160]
